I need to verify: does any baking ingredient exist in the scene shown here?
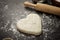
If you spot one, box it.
[3,38,13,40]
[16,13,42,35]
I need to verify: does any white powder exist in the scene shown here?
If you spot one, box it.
[56,0,60,2]
[4,5,8,10]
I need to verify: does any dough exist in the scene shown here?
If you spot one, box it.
[3,38,13,40]
[16,13,42,35]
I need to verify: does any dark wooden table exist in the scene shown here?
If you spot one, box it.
[0,0,60,40]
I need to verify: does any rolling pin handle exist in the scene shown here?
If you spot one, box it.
[24,1,60,16]
[24,1,36,8]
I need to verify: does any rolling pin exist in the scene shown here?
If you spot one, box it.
[24,1,60,16]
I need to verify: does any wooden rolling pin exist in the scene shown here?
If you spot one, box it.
[24,1,60,16]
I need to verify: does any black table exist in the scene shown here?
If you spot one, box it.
[0,0,60,40]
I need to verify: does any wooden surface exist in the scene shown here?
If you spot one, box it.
[24,1,60,15]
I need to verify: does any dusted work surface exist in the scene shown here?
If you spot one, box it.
[0,0,60,40]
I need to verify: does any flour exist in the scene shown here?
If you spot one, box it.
[56,0,60,2]
[0,21,10,30]
[4,5,8,10]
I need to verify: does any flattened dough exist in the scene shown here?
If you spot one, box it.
[16,13,42,35]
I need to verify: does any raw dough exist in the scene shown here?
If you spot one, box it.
[16,13,42,35]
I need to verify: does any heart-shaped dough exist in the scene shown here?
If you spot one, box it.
[16,14,42,35]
